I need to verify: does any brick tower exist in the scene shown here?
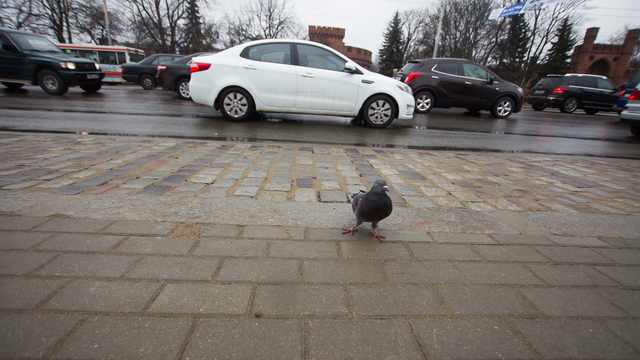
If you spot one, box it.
[308,26,373,70]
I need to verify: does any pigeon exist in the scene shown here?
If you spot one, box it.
[343,179,393,242]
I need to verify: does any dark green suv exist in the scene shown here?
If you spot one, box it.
[0,27,104,95]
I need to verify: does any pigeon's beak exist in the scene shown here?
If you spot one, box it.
[383,185,389,191]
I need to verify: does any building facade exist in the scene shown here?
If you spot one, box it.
[308,26,372,70]
[570,27,640,87]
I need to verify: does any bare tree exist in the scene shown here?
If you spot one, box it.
[518,0,588,87]
[399,8,428,62]
[0,0,40,29]
[408,0,509,64]
[38,0,75,43]
[222,0,303,48]
[124,0,188,53]
[438,0,495,62]
[407,0,587,87]
[74,0,125,44]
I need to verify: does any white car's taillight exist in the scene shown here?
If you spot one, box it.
[157,65,167,71]
[190,62,211,73]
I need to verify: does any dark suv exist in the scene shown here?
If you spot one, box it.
[527,74,620,115]
[395,58,524,118]
[0,27,104,95]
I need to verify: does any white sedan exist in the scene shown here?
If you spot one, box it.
[189,39,415,128]
[620,84,640,137]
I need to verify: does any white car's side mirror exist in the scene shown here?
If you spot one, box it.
[345,62,357,73]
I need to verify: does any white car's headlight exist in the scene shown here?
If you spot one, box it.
[396,83,413,95]
[59,62,76,70]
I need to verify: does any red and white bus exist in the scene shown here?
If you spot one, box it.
[56,43,145,83]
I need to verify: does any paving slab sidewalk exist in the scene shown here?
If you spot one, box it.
[0,132,639,359]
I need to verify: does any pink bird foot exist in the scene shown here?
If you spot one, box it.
[372,230,386,242]
[342,226,358,235]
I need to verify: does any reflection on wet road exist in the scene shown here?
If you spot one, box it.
[1,85,639,159]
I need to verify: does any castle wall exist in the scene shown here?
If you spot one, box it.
[570,27,640,87]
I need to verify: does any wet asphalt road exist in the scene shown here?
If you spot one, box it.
[1,84,639,159]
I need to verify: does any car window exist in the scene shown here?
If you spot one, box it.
[400,62,422,73]
[568,77,582,86]
[434,62,459,75]
[157,56,176,65]
[0,33,14,52]
[597,78,616,91]
[117,52,126,64]
[462,63,489,80]
[297,44,347,72]
[628,71,640,87]
[582,77,598,88]
[242,43,291,65]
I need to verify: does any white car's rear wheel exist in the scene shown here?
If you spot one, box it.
[219,88,255,121]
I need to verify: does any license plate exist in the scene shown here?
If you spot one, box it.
[534,89,545,95]
[87,74,99,79]
[395,76,402,80]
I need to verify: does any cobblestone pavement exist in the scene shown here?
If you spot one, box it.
[0,132,639,359]
[1,132,639,214]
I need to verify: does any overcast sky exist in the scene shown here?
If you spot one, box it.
[212,0,640,57]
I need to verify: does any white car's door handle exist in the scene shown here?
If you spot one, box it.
[244,65,257,70]
[302,73,314,78]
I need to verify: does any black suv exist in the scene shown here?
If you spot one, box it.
[527,74,620,115]
[0,27,104,95]
[121,53,183,90]
[395,58,524,118]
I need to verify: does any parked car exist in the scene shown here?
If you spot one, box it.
[0,27,104,95]
[615,69,640,111]
[156,52,216,99]
[121,53,183,90]
[619,84,640,137]
[527,74,620,115]
[189,39,415,128]
[395,58,523,118]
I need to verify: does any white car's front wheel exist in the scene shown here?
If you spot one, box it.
[219,87,255,121]
[362,95,397,128]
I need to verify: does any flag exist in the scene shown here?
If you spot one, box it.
[489,0,569,19]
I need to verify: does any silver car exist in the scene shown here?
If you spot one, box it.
[619,84,640,137]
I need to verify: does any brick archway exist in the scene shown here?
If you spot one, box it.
[586,58,610,77]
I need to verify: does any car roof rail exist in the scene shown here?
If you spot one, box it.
[565,73,608,79]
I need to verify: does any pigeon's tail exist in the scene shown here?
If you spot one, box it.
[349,190,365,202]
